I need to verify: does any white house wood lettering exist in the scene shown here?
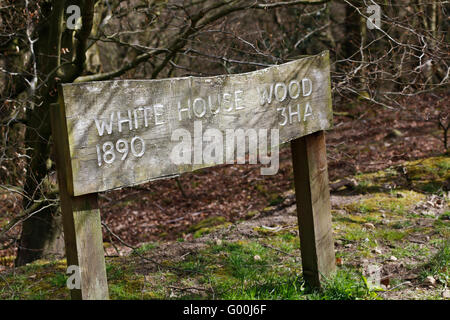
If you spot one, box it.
[93,77,314,166]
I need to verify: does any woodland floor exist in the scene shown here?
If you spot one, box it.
[0,91,448,300]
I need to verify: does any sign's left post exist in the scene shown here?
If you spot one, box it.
[50,101,109,300]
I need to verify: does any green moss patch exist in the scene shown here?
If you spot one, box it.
[353,156,449,195]
[188,216,230,238]
[344,191,425,216]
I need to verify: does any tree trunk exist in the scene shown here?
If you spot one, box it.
[343,2,361,59]
[15,100,65,265]
[15,0,66,266]
[16,0,98,266]
[15,199,65,265]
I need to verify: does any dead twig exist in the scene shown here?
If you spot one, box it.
[260,243,298,258]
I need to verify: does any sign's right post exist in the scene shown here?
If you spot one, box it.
[291,130,336,288]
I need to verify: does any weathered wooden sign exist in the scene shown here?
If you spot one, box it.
[51,51,336,300]
[57,51,332,196]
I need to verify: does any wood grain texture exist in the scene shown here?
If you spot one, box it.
[291,131,336,288]
[59,51,332,196]
[50,102,109,300]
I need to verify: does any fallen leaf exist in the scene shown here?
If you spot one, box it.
[381,277,390,287]
[373,248,382,254]
[424,275,436,286]
[389,255,398,261]
[364,223,376,230]
[442,289,450,299]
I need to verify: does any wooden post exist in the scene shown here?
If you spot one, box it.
[50,103,109,300]
[291,131,336,288]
